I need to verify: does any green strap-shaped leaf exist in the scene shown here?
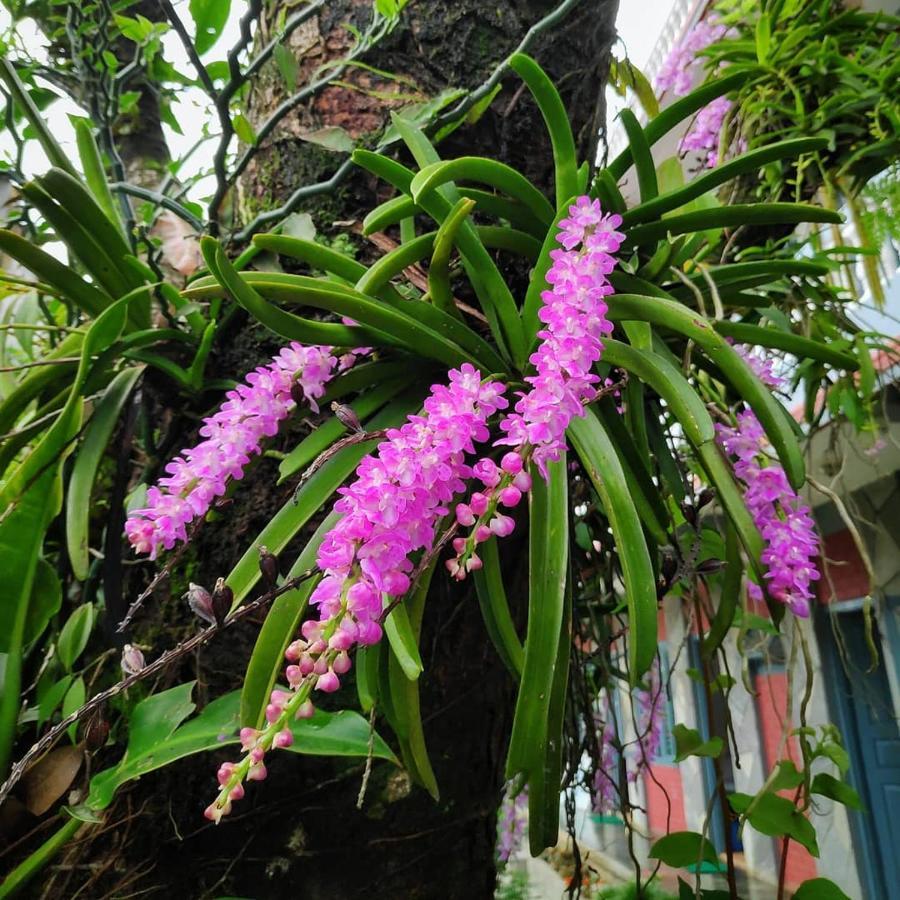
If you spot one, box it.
[66,366,144,580]
[39,169,137,286]
[253,233,367,283]
[428,197,474,319]
[508,54,578,207]
[568,411,657,679]
[506,457,568,779]
[386,559,439,799]
[591,169,627,215]
[363,194,418,235]
[528,570,571,856]
[199,239,369,347]
[624,202,842,248]
[592,397,669,545]
[618,108,658,202]
[607,294,805,489]
[0,230,109,317]
[472,537,524,678]
[410,157,554,225]
[702,522,742,659]
[475,225,542,260]
[240,513,336,728]
[601,339,765,572]
[623,138,828,226]
[0,331,84,437]
[203,241,483,369]
[73,119,125,236]
[383,599,424,681]
[713,321,858,370]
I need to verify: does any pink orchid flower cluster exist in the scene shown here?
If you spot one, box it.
[205,364,507,822]
[447,196,624,579]
[125,343,343,559]
[655,16,727,97]
[680,94,733,168]
[716,347,820,616]
[496,784,529,863]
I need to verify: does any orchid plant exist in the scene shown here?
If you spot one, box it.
[0,29,885,899]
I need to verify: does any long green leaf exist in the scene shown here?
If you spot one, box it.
[428,196,474,318]
[606,71,745,180]
[410,157,554,225]
[0,60,77,177]
[508,54,578,206]
[73,119,124,235]
[713,321,858,370]
[0,231,109,317]
[528,572,571,856]
[625,203,842,247]
[622,138,828,226]
[619,108,658,202]
[472,537,523,678]
[506,457,568,778]
[703,523,742,658]
[568,411,657,679]
[66,366,143,580]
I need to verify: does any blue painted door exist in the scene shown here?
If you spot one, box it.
[817,603,900,900]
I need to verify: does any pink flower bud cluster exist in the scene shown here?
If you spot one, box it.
[680,95,733,168]
[448,197,624,578]
[125,343,341,559]
[205,365,507,823]
[716,409,819,617]
[496,784,528,863]
[655,17,727,97]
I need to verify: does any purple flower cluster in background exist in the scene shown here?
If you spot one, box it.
[720,345,820,615]
[448,197,624,578]
[125,343,342,559]
[680,95,733,168]
[496,785,528,863]
[655,17,726,97]
[717,410,820,617]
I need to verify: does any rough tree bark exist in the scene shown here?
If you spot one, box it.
[43,2,619,898]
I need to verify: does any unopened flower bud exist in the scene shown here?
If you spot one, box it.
[499,486,522,507]
[474,524,492,543]
[121,644,145,676]
[501,452,523,474]
[286,665,303,687]
[330,401,363,433]
[316,670,340,693]
[273,728,294,748]
[258,546,279,589]
[332,651,352,674]
[295,700,315,720]
[185,582,215,625]
[490,514,515,538]
[512,470,532,492]
[452,537,467,554]
[455,504,475,527]
[465,554,483,573]
[247,762,267,782]
[470,492,489,516]
[211,578,233,625]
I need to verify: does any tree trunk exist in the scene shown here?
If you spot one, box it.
[44,3,619,897]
